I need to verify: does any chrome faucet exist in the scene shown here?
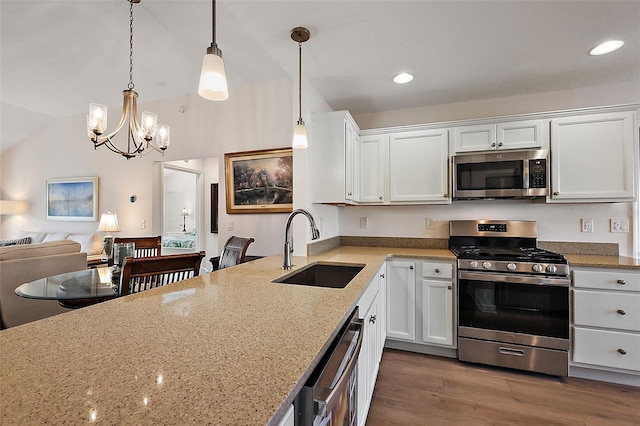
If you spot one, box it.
[283,209,320,269]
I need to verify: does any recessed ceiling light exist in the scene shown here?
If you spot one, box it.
[393,72,414,84]
[589,40,624,56]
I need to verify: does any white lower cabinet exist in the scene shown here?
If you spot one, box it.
[386,258,456,350]
[572,267,640,378]
[386,259,416,341]
[357,264,386,426]
[276,404,294,426]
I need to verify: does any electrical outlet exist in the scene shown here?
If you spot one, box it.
[227,221,233,231]
[139,220,146,229]
[359,217,369,229]
[581,218,593,233]
[425,217,436,230]
[610,219,629,233]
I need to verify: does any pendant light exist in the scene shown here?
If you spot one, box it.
[198,0,229,101]
[87,0,170,159]
[291,27,310,149]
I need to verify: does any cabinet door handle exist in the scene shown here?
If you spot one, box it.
[447,285,452,290]
[497,142,503,147]
[347,192,352,197]
[370,315,377,324]
[618,348,627,355]
[409,266,414,270]
[435,268,440,273]
[491,142,496,147]
[378,195,383,200]
[617,279,626,285]
[617,309,626,315]
[380,273,385,279]
[553,192,559,196]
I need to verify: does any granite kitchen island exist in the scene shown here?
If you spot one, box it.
[0,246,453,425]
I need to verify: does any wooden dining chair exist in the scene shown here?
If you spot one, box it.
[109,236,162,266]
[216,236,255,270]
[119,251,205,296]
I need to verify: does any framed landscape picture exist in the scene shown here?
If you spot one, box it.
[225,148,293,214]
[46,177,99,221]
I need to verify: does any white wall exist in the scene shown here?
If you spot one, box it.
[0,78,294,260]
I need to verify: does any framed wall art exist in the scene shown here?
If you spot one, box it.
[224,148,293,214]
[211,183,219,233]
[46,176,99,221]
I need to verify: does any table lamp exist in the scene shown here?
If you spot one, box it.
[181,207,189,232]
[97,211,120,260]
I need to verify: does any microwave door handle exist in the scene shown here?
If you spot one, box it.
[314,319,364,417]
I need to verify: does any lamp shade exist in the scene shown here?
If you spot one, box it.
[198,53,229,101]
[0,200,28,215]
[181,207,189,217]
[292,123,308,149]
[97,211,120,233]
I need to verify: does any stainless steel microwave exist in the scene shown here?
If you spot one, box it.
[452,149,549,199]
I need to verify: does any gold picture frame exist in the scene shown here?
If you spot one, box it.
[225,148,293,214]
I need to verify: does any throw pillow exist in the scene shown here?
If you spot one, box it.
[0,236,32,247]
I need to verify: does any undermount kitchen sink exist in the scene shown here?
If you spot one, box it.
[273,262,365,289]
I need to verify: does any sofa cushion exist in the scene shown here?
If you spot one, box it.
[42,232,70,242]
[17,231,47,243]
[67,233,103,255]
[0,240,81,261]
[0,236,32,247]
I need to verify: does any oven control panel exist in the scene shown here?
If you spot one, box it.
[458,259,569,277]
[478,223,507,232]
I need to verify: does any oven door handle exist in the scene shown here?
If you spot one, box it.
[458,270,570,287]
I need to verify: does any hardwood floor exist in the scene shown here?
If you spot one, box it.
[366,349,640,426]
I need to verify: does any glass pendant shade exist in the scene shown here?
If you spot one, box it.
[140,111,158,140]
[88,103,108,135]
[157,124,170,149]
[198,52,229,101]
[292,122,308,149]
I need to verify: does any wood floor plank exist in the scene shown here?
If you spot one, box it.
[366,349,640,426]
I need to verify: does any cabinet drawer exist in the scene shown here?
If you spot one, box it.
[421,262,453,279]
[574,290,640,332]
[573,327,640,372]
[573,269,640,292]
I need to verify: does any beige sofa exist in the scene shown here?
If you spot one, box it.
[0,240,88,328]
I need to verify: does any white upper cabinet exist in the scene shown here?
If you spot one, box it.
[388,129,450,203]
[310,111,360,204]
[549,111,636,202]
[454,119,547,153]
[359,134,385,203]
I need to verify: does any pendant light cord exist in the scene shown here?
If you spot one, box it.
[298,41,302,120]
[128,0,135,90]
[212,0,216,45]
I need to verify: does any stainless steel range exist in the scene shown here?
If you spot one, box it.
[449,220,570,376]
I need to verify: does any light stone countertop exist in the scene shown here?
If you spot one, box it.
[564,254,640,270]
[0,246,453,426]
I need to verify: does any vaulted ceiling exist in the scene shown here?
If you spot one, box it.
[1,0,638,151]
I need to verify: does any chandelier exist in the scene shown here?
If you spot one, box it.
[87,0,170,159]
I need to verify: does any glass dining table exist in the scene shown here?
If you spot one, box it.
[15,267,119,308]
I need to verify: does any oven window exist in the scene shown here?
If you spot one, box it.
[457,161,523,190]
[458,279,569,339]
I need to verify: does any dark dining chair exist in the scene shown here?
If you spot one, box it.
[119,251,205,296]
[109,236,162,266]
[212,236,255,270]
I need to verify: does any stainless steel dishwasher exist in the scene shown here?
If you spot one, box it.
[295,307,363,426]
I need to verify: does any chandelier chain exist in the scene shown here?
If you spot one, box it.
[128,0,135,90]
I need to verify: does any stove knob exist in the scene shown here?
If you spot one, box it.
[506,262,517,271]
[469,261,479,269]
[546,265,557,274]
[482,261,492,269]
[532,264,543,273]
